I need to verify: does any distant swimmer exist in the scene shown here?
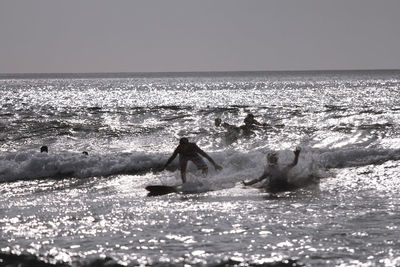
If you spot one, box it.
[241,113,269,134]
[40,146,48,153]
[243,113,264,127]
[215,113,269,143]
[242,147,301,193]
[161,137,223,184]
[82,151,89,156]
[215,114,265,129]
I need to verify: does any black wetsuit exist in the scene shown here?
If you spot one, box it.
[167,143,209,172]
[244,164,296,193]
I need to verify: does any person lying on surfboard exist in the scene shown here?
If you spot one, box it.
[242,147,301,193]
[215,113,269,140]
[243,113,265,127]
[241,113,269,136]
[161,137,223,184]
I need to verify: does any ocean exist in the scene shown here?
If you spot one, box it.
[0,70,399,266]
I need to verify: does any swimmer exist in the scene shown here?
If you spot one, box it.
[242,147,301,193]
[243,113,264,127]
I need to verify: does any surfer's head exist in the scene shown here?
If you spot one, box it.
[40,146,48,153]
[267,152,278,165]
[244,113,255,125]
[179,137,189,145]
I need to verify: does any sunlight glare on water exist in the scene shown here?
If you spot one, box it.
[1,71,400,266]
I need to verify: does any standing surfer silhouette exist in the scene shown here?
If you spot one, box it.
[161,137,222,184]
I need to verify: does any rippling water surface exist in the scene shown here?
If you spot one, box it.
[1,71,400,266]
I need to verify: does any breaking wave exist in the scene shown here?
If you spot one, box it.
[1,146,399,183]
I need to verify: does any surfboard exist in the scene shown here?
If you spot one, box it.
[145,185,178,196]
[145,180,212,197]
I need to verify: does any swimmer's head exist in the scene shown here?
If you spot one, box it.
[244,113,255,124]
[215,118,222,127]
[267,152,278,165]
[179,137,189,145]
[40,146,48,153]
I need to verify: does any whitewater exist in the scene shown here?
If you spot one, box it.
[0,70,400,266]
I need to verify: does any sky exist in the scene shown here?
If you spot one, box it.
[1,0,400,73]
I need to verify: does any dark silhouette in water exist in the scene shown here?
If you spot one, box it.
[243,147,301,193]
[215,113,268,144]
[240,113,269,136]
[243,113,265,127]
[161,137,222,183]
[40,146,48,153]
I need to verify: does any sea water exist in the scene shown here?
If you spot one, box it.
[0,70,400,266]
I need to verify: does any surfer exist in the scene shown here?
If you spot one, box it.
[215,113,265,130]
[161,137,223,183]
[40,146,48,153]
[243,113,264,127]
[242,147,301,193]
[214,113,268,142]
[241,113,268,136]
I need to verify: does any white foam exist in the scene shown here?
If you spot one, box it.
[0,151,164,182]
[0,146,399,183]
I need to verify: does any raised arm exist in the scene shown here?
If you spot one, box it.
[287,147,301,168]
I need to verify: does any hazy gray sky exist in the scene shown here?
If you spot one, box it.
[1,0,400,73]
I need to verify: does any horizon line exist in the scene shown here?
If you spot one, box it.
[1,68,400,79]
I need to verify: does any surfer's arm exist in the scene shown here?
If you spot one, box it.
[196,146,222,170]
[243,171,269,186]
[163,147,179,168]
[287,147,301,168]
[253,119,263,126]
